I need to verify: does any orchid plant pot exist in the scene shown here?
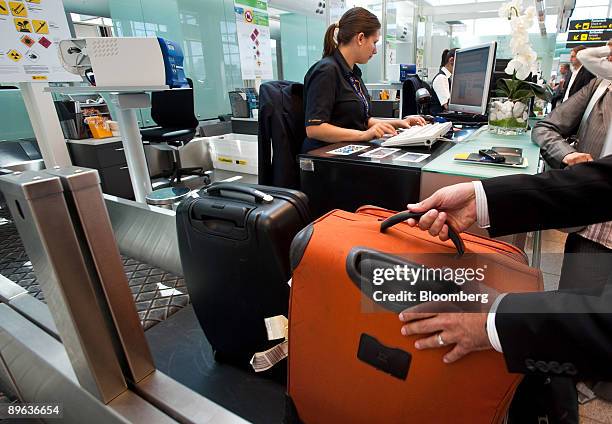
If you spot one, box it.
[488,97,530,135]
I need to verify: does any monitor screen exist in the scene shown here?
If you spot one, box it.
[449,42,496,114]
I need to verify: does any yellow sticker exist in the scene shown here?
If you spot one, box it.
[9,1,27,17]
[218,156,233,163]
[0,1,8,15]
[454,153,470,160]
[236,160,248,165]
[31,75,47,80]
[7,49,22,62]
[14,18,31,32]
[33,19,48,34]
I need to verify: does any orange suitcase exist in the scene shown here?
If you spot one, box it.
[287,206,543,424]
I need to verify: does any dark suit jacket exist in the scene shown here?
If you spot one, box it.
[481,156,612,379]
[550,72,570,109]
[567,66,595,100]
[258,81,305,189]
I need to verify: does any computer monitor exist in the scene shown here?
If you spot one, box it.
[448,42,497,115]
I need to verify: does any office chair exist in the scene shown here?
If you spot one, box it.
[140,78,202,185]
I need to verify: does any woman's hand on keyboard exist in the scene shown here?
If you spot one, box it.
[360,122,397,141]
[400,115,427,128]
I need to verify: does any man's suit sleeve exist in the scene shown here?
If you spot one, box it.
[531,79,597,168]
[481,156,612,237]
[495,288,612,379]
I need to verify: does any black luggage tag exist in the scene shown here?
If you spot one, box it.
[357,333,411,380]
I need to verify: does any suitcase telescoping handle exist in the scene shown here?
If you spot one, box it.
[205,183,273,204]
[380,210,465,257]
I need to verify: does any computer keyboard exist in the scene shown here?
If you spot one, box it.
[381,122,453,147]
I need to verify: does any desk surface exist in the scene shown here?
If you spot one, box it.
[66,136,122,146]
[422,126,541,178]
[300,127,476,169]
[301,141,450,169]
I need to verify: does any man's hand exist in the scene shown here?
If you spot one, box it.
[563,152,593,166]
[406,182,477,241]
[398,311,492,363]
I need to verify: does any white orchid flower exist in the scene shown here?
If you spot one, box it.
[505,58,531,80]
[500,0,537,80]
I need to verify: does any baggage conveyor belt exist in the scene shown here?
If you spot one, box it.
[0,203,287,423]
[0,205,190,331]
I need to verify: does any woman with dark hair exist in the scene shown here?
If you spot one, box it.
[302,7,426,153]
[431,48,457,113]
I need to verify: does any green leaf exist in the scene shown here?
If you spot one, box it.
[536,85,554,101]
[496,78,511,93]
[511,89,534,101]
[494,88,508,97]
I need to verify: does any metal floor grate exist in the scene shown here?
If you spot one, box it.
[0,206,189,331]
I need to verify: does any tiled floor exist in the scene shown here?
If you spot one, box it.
[0,205,189,331]
[526,230,612,423]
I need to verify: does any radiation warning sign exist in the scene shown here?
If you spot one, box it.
[7,49,22,62]
[0,0,81,82]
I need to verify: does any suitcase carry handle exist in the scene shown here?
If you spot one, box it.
[345,247,462,313]
[205,183,273,204]
[380,211,465,257]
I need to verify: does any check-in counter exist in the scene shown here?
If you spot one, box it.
[420,127,542,251]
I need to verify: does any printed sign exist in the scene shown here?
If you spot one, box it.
[0,0,80,82]
[234,0,273,79]
[567,30,611,42]
[569,19,612,31]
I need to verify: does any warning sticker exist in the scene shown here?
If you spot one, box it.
[14,18,32,33]
[7,49,22,62]
[0,0,81,83]
[9,1,27,17]
[38,36,51,48]
[20,34,35,48]
[25,49,39,61]
[32,19,48,34]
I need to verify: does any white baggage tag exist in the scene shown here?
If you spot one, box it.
[250,340,289,373]
[265,315,288,341]
[251,315,289,372]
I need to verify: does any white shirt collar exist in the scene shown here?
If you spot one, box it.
[441,67,452,77]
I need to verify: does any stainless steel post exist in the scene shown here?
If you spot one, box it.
[45,167,156,383]
[0,171,127,403]
[110,93,153,203]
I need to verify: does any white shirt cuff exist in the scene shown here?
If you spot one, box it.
[486,293,507,353]
[472,180,490,228]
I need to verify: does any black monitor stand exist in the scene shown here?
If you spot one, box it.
[437,110,488,126]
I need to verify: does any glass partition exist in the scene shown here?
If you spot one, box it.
[109,0,243,120]
[279,13,326,82]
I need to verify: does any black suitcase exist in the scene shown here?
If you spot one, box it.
[176,182,310,364]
